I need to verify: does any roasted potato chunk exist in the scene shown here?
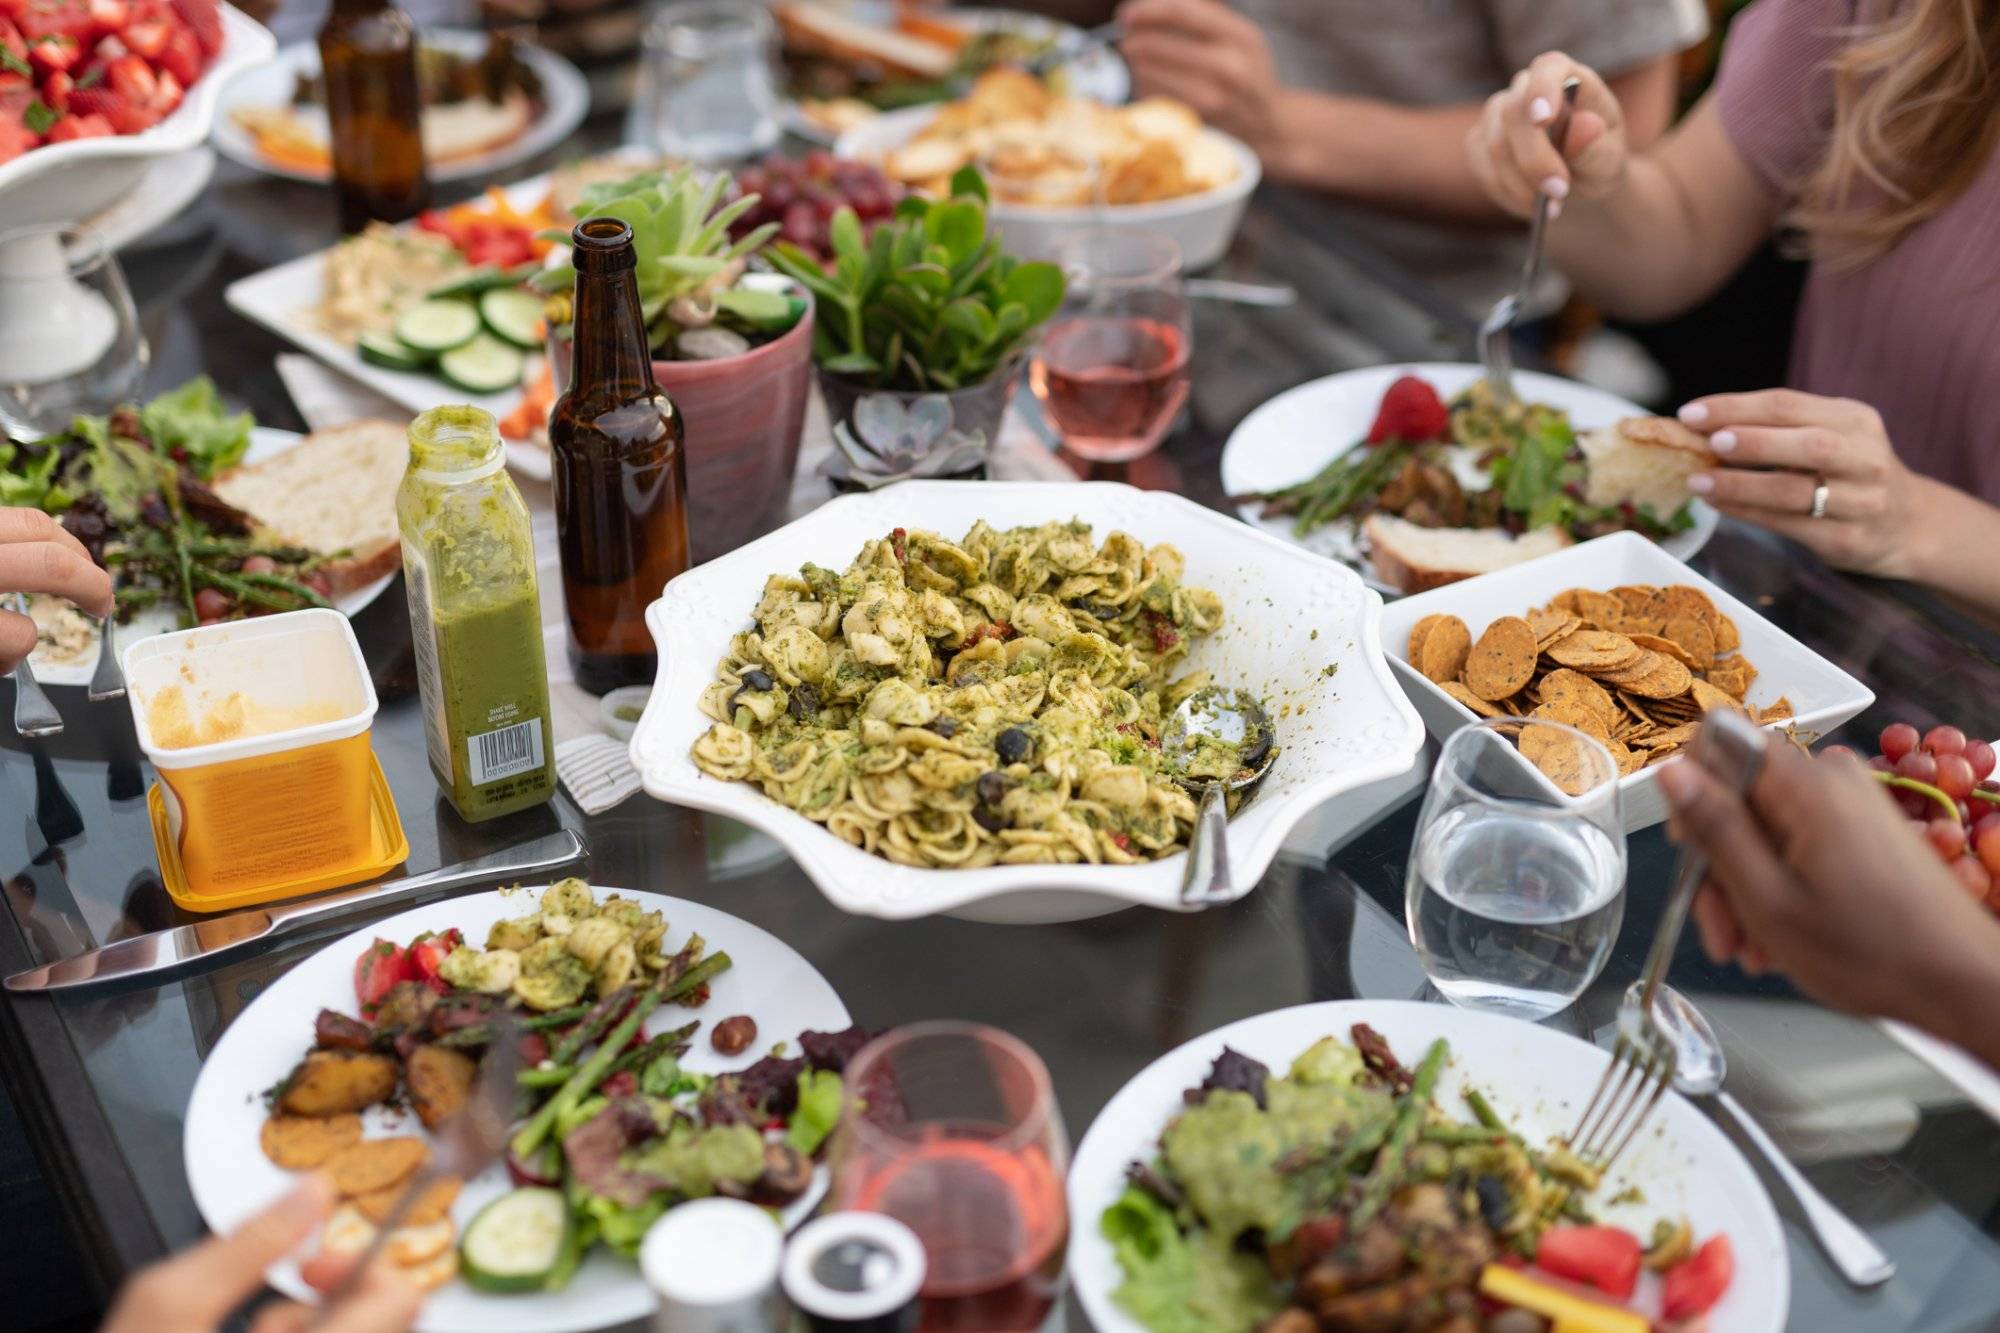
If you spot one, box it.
[276,1050,398,1117]
[406,1045,476,1130]
[260,1112,363,1168]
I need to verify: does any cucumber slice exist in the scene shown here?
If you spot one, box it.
[438,331,527,394]
[429,261,543,299]
[479,287,547,349]
[394,299,482,354]
[356,330,432,372]
[460,1187,569,1294]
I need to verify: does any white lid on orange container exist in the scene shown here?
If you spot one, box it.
[122,607,377,771]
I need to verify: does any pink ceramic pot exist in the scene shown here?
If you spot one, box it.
[551,301,814,564]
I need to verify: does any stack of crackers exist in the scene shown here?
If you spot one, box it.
[260,1114,462,1290]
[1408,582,1791,782]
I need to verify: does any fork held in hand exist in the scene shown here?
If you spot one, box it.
[1477,76,1580,406]
[1568,710,1768,1173]
[8,595,62,739]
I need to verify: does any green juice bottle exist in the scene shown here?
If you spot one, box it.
[397,406,557,821]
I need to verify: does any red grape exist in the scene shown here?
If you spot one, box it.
[1880,722,1920,761]
[1822,744,1858,761]
[193,588,231,620]
[1923,724,1967,757]
[1978,823,2000,878]
[1896,790,1930,819]
[1968,740,1996,781]
[1936,754,1976,800]
[1951,855,1992,900]
[1926,819,1967,860]
[1896,750,1939,784]
[1974,811,2000,841]
[1867,754,1895,773]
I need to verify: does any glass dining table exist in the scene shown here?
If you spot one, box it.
[3,130,1997,1333]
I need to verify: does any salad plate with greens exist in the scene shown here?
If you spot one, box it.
[184,881,853,1333]
[1067,1000,1786,1333]
[1220,364,1718,597]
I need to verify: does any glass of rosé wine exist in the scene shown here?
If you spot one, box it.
[1029,229,1192,463]
[826,1023,1069,1332]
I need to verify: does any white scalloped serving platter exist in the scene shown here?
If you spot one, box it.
[628,481,1425,923]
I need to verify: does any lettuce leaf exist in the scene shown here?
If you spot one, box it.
[138,376,252,477]
[1102,1185,1279,1333]
[786,1069,842,1156]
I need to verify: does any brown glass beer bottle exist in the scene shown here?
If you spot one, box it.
[550,218,692,694]
[318,0,430,232]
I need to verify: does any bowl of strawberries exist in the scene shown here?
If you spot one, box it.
[0,0,272,231]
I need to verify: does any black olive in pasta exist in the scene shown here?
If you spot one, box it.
[928,717,959,739]
[740,668,775,692]
[787,684,822,720]
[975,771,1014,806]
[972,805,1009,833]
[995,727,1032,764]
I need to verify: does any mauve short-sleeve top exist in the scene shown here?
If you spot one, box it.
[1715,0,2000,501]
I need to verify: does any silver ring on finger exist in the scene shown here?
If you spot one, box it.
[1809,480,1830,520]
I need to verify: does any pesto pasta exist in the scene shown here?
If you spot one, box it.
[690,520,1234,869]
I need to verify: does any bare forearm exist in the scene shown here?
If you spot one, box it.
[1264,92,1516,224]
[1905,479,2000,618]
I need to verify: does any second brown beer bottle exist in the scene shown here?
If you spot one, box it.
[551,218,692,695]
[318,0,430,232]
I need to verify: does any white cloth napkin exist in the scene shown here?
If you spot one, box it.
[277,356,1080,815]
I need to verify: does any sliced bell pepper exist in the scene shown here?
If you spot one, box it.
[1478,1264,1648,1333]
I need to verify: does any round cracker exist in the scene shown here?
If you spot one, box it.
[1441,679,1505,718]
[1518,723,1604,796]
[1713,611,1742,653]
[1538,668,1616,727]
[318,1204,377,1259]
[1418,615,1472,685]
[1408,613,1446,665]
[260,1113,362,1170]
[1464,617,1539,701]
[1629,632,1698,669]
[1531,698,1608,740]
[355,1174,462,1227]
[1689,678,1744,714]
[1623,654,1694,700]
[1546,630,1641,672]
[1662,615,1716,671]
[325,1137,428,1199]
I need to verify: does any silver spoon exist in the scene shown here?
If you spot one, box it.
[1163,687,1276,906]
[1639,981,1896,1289]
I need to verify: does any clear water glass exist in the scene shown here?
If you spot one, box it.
[0,224,147,440]
[1406,717,1626,1020]
[637,0,781,164]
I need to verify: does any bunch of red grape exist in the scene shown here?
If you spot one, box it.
[1839,723,2000,908]
[729,151,903,263]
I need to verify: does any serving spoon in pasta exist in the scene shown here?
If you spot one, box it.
[1164,688,1277,905]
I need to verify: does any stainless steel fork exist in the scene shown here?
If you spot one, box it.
[7,595,61,739]
[1569,709,1768,1173]
[88,608,125,702]
[1477,76,1580,406]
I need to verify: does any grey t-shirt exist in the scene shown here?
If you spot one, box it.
[1240,0,1707,314]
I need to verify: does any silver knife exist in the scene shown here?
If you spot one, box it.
[4,830,586,994]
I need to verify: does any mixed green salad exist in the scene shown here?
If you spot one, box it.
[1102,1026,1736,1333]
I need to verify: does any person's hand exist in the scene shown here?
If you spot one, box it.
[1658,734,2000,1038]
[100,1175,424,1333]
[1115,0,1283,158]
[1,505,114,672]
[1466,51,1627,219]
[1676,389,1932,579]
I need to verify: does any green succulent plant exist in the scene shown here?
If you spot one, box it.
[533,166,797,352]
[764,167,1064,393]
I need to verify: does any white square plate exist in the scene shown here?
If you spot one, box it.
[628,480,1427,923]
[1377,530,1874,830]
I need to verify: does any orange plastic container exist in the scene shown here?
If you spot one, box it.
[124,608,407,910]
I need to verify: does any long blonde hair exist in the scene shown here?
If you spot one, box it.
[1792,0,2000,267]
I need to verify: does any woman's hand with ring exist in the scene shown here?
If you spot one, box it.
[1675,389,1934,578]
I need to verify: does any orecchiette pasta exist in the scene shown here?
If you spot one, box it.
[690,521,1240,869]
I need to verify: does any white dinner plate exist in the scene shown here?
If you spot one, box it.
[26,427,395,687]
[184,885,851,1333]
[223,175,558,482]
[210,30,589,185]
[1067,999,1789,1333]
[1219,363,1719,595]
[779,4,1130,144]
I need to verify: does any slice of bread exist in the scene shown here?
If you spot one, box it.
[1579,416,1716,520]
[1364,513,1573,594]
[773,3,957,81]
[214,421,407,598]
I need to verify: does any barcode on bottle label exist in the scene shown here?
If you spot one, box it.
[468,719,544,786]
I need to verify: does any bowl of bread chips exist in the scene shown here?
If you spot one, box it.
[1379,531,1874,830]
[835,69,1259,269]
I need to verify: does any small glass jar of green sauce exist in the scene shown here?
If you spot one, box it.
[397,405,556,822]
